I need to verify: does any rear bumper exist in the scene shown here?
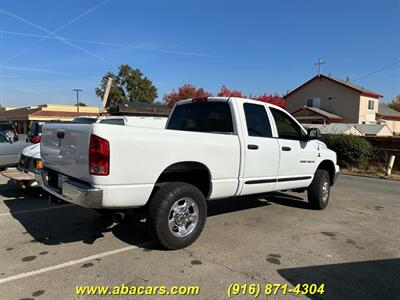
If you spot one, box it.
[35,169,103,208]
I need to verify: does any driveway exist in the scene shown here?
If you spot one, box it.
[0,174,398,299]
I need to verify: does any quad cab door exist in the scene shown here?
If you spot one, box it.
[268,107,317,190]
[239,102,280,195]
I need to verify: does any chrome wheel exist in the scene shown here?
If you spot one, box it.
[168,197,199,238]
[5,131,14,142]
[322,180,330,202]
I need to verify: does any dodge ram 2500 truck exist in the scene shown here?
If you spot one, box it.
[36,97,339,249]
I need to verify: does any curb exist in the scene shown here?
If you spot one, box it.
[339,172,400,182]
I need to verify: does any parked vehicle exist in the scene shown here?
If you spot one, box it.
[0,123,18,142]
[36,97,339,249]
[27,121,44,143]
[0,132,28,169]
[1,143,42,187]
[72,116,98,124]
[27,117,98,144]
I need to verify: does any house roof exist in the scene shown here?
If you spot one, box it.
[283,74,383,99]
[303,123,359,134]
[304,123,392,135]
[354,124,390,135]
[377,104,400,120]
[292,106,343,121]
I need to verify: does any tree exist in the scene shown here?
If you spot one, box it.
[74,102,87,107]
[118,64,157,103]
[163,84,212,107]
[217,85,245,97]
[95,71,126,105]
[96,65,158,106]
[253,93,286,109]
[388,94,400,112]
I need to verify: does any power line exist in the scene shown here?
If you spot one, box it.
[352,60,400,82]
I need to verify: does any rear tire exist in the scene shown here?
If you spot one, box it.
[307,169,330,210]
[148,182,207,250]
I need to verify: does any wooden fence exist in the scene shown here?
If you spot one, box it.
[362,136,400,170]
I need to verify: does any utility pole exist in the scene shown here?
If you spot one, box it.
[72,89,83,116]
[315,58,326,76]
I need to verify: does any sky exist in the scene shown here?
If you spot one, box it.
[0,0,399,108]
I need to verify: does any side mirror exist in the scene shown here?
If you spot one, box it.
[307,128,321,140]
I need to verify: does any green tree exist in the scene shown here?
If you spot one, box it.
[388,94,400,112]
[96,65,158,106]
[95,72,126,105]
[118,64,157,103]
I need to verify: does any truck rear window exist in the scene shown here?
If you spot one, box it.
[167,102,234,134]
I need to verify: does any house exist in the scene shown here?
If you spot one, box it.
[284,74,383,124]
[303,123,393,136]
[354,124,393,136]
[377,104,400,135]
[0,104,100,134]
[303,123,362,135]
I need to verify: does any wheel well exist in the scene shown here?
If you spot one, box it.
[155,162,212,198]
[317,160,335,185]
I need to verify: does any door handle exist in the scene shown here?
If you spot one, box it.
[282,146,291,151]
[247,144,259,150]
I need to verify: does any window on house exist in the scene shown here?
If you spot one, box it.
[368,100,374,110]
[305,98,321,108]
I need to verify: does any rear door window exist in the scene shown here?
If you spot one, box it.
[167,102,234,134]
[243,103,272,137]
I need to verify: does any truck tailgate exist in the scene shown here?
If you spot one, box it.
[41,123,92,182]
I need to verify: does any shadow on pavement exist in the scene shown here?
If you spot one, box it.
[265,192,310,209]
[277,258,399,299]
[3,186,310,250]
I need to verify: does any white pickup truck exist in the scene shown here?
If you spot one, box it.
[36,97,339,249]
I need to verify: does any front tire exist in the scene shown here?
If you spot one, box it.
[307,169,330,210]
[148,182,207,250]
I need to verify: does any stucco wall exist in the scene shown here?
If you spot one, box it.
[285,77,363,123]
[381,119,400,135]
[359,95,379,124]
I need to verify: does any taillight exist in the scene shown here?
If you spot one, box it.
[89,134,109,176]
[31,136,41,143]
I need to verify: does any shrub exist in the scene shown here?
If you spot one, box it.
[322,134,373,168]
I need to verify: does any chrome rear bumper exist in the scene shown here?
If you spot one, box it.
[35,169,103,208]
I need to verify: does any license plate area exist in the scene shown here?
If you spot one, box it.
[47,171,68,191]
[57,174,68,189]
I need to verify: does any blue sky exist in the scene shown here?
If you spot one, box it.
[0,0,399,107]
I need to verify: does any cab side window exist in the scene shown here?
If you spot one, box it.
[243,103,272,138]
[270,108,304,140]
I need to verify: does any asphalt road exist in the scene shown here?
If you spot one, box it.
[0,174,399,300]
